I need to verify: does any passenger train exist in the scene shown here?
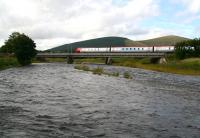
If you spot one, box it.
[75,46,175,53]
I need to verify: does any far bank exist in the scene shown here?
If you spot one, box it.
[34,56,200,76]
[1,56,200,76]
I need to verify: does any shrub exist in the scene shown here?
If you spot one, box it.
[92,67,104,75]
[123,71,132,79]
[111,72,119,77]
[175,38,200,59]
[74,65,90,71]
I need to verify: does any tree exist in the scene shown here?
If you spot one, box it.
[175,38,200,59]
[3,32,37,65]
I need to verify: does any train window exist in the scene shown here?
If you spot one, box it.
[138,48,140,50]
[134,48,135,50]
[122,48,124,50]
[130,48,132,50]
[142,48,144,50]
[126,48,128,50]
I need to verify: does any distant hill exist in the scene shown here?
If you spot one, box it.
[47,35,190,52]
[138,35,189,46]
[47,37,145,52]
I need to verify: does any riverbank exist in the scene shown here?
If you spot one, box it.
[1,56,200,76]
[0,57,19,70]
[74,57,200,76]
[113,57,200,75]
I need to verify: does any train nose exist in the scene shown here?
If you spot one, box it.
[75,48,80,53]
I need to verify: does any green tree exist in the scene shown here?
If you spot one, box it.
[175,38,200,59]
[3,32,37,65]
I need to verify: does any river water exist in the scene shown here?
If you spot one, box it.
[0,63,199,138]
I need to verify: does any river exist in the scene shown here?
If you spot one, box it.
[0,63,199,138]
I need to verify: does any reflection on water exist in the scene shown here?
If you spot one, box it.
[0,63,200,138]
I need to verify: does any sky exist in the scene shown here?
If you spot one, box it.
[0,0,200,50]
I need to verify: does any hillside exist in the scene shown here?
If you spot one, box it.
[47,37,146,52]
[47,35,190,52]
[138,35,189,46]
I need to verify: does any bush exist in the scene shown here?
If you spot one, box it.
[74,65,90,71]
[92,67,104,75]
[111,72,119,77]
[175,38,200,59]
[123,71,132,79]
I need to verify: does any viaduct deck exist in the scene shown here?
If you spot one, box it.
[36,52,166,58]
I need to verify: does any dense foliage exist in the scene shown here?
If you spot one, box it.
[0,32,37,65]
[175,38,200,59]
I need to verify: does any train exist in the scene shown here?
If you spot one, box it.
[75,46,175,53]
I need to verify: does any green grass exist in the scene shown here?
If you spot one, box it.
[113,57,200,75]
[0,57,19,70]
[74,58,105,64]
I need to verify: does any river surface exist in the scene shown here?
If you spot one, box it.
[0,63,200,138]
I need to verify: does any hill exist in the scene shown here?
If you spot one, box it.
[138,35,189,46]
[47,35,190,52]
[47,37,146,52]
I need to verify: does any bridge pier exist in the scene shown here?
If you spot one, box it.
[105,57,112,65]
[67,56,74,64]
[150,57,167,64]
[159,57,167,64]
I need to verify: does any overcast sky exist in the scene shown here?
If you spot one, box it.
[0,0,200,50]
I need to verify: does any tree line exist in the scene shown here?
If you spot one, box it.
[0,32,37,65]
[175,38,200,59]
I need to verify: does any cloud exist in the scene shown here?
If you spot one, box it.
[0,0,160,50]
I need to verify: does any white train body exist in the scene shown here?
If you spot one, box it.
[76,46,174,53]
[154,46,174,52]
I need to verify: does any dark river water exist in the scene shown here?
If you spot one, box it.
[0,63,200,138]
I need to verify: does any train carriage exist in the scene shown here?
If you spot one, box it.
[75,46,175,53]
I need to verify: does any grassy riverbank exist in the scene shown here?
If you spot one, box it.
[74,57,200,76]
[113,57,200,75]
[0,57,19,70]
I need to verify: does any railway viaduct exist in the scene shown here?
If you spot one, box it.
[36,52,167,64]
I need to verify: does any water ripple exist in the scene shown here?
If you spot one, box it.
[0,63,199,138]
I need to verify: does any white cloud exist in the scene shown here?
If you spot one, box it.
[0,0,160,50]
